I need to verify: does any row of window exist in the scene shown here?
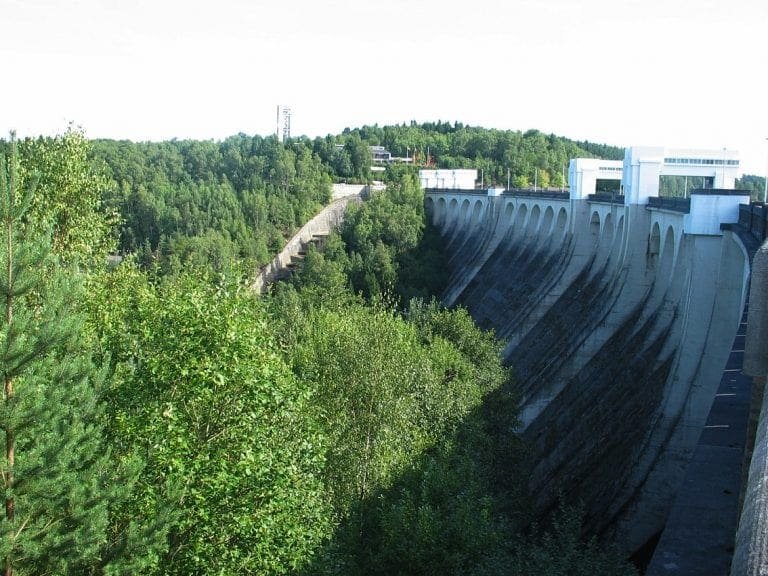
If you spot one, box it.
[664,157,739,166]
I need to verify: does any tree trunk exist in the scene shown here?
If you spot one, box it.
[4,161,16,576]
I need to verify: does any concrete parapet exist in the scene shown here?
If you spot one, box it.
[744,241,768,379]
[731,240,768,576]
[251,194,362,293]
[731,376,768,576]
[332,182,385,200]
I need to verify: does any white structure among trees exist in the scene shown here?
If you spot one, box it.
[419,169,477,190]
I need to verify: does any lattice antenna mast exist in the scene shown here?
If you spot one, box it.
[276,105,291,142]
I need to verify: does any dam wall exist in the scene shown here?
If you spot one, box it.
[731,238,768,576]
[425,182,753,557]
[252,193,362,293]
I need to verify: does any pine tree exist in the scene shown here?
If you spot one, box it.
[0,133,116,575]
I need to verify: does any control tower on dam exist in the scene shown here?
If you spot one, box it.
[424,146,767,573]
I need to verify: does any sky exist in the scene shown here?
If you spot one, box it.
[1,0,767,175]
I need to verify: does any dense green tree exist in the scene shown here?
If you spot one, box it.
[736,174,766,200]
[343,136,372,182]
[288,297,508,569]
[4,128,118,268]
[0,135,134,575]
[336,122,623,189]
[335,171,430,300]
[91,136,332,276]
[511,505,636,576]
[88,266,331,575]
[292,243,350,298]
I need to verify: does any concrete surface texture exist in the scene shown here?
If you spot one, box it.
[425,186,753,564]
[731,241,768,576]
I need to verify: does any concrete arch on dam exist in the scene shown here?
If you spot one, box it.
[459,198,471,225]
[603,212,615,241]
[645,220,677,294]
[431,193,501,240]
[427,197,443,228]
[503,202,515,231]
[470,199,484,226]
[648,221,662,270]
[586,203,626,236]
[513,203,528,241]
[542,206,555,238]
[556,207,568,239]
[499,197,573,248]
[658,225,676,285]
[425,196,435,224]
[526,204,542,238]
[425,192,574,251]
[597,212,626,265]
[589,211,601,245]
[615,215,626,261]
[447,198,458,227]
[436,198,447,227]
[649,212,684,268]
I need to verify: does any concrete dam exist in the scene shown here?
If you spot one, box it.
[424,147,768,574]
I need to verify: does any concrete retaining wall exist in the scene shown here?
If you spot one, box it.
[731,241,768,576]
[251,194,361,293]
[331,182,385,199]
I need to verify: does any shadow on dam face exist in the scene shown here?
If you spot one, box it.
[432,195,751,559]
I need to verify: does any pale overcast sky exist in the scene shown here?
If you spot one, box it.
[1,0,766,174]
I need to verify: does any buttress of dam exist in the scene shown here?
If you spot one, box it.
[423,146,768,575]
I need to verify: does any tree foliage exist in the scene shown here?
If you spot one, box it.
[87,267,331,575]
[0,128,118,268]
[736,174,766,200]
[0,134,136,575]
[291,300,502,513]
[323,122,624,188]
[305,169,449,303]
[275,284,516,575]
[91,135,332,275]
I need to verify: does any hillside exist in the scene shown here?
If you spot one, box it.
[88,124,626,276]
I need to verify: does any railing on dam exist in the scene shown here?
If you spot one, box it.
[647,196,691,213]
[426,188,487,195]
[738,202,768,242]
[588,193,625,204]
[425,188,570,200]
[505,189,570,200]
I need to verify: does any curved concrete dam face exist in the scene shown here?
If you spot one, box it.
[426,191,750,554]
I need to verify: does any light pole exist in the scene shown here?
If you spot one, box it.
[721,147,727,190]
[561,164,565,193]
[764,137,768,203]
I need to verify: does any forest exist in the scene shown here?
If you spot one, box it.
[85,123,631,280]
[335,121,625,189]
[6,120,764,575]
